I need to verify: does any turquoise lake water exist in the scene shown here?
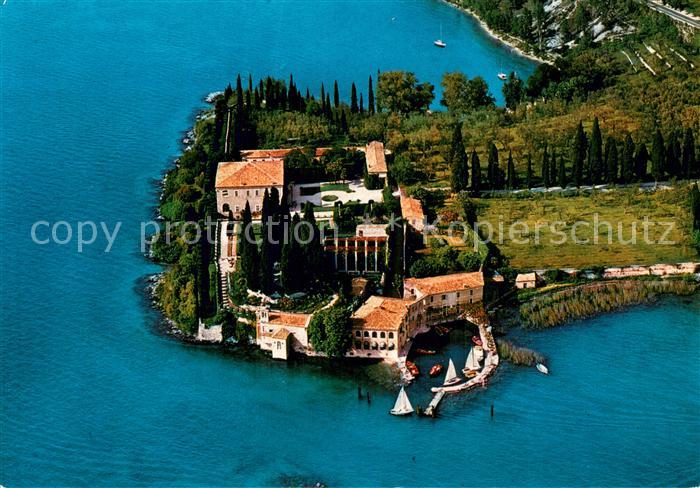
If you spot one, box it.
[1,1,699,486]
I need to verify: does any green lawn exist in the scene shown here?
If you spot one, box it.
[320,182,352,192]
[444,186,697,269]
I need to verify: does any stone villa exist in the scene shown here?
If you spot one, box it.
[215,159,284,218]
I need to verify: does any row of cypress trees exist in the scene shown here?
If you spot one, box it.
[449,118,698,193]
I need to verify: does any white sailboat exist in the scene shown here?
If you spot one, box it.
[443,358,461,386]
[434,25,447,48]
[462,347,481,375]
[390,386,414,416]
[536,363,549,375]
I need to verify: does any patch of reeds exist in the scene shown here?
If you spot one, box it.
[496,339,545,366]
[520,280,698,329]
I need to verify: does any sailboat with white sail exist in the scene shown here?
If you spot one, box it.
[434,25,447,48]
[390,386,414,416]
[462,347,481,377]
[443,358,461,386]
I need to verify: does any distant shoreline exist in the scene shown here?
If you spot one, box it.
[440,0,553,65]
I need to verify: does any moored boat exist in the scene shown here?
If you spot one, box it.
[406,360,420,377]
[536,363,549,375]
[462,347,481,376]
[415,348,436,355]
[498,72,507,80]
[390,386,414,416]
[434,25,447,48]
[429,363,443,377]
[443,358,461,386]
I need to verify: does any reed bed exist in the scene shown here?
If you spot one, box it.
[496,340,545,366]
[520,280,698,329]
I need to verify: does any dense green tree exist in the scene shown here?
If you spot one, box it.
[377,71,434,114]
[635,143,649,180]
[368,75,375,114]
[440,72,495,112]
[526,153,533,189]
[651,128,665,181]
[588,117,603,184]
[682,128,696,178]
[502,71,524,110]
[308,305,352,358]
[471,149,481,193]
[572,121,587,187]
[449,123,469,193]
[621,134,635,184]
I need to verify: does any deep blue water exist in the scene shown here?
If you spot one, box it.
[1,1,699,486]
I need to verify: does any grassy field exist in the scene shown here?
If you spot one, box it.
[445,186,697,269]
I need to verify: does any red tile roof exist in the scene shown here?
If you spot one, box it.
[351,296,412,331]
[215,160,284,188]
[404,272,484,297]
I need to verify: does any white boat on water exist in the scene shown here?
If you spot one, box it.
[498,72,508,80]
[390,386,414,416]
[462,347,481,375]
[536,363,549,375]
[443,358,461,386]
[434,25,447,48]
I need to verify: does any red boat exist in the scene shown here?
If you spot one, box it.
[415,348,436,355]
[472,335,483,347]
[406,360,420,377]
[429,363,443,377]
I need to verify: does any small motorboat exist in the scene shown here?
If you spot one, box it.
[429,363,443,377]
[471,335,483,347]
[390,386,414,416]
[406,360,420,377]
[415,348,436,355]
[498,72,507,80]
[536,363,549,375]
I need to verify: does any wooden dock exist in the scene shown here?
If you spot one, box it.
[422,315,499,416]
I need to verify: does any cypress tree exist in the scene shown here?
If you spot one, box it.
[526,153,533,189]
[572,122,587,187]
[340,110,348,133]
[666,130,682,178]
[682,128,696,178]
[359,93,364,114]
[368,75,375,114]
[246,74,252,108]
[320,83,326,108]
[236,74,244,113]
[588,117,603,184]
[558,154,567,188]
[542,144,550,188]
[333,81,339,108]
[258,229,273,294]
[605,137,618,183]
[471,149,481,194]
[651,128,665,181]
[550,148,558,185]
[487,143,499,189]
[621,134,635,183]
[449,123,469,193]
[350,83,358,113]
[507,151,517,190]
[325,94,332,119]
[239,201,259,291]
[635,143,649,180]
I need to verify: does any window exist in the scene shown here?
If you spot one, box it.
[364,331,369,338]
[255,189,259,196]
[246,190,250,197]
[363,341,369,349]
[470,289,473,295]
[234,190,239,197]
[235,206,240,213]
[355,331,361,337]
[441,294,446,300]
[469,298,473,304]
[430,296,434,303]
[222,190,229,196]
[255,205,260,212]
[371,331,377,338]
[388,332,394,339]
[457,292,460,298]
[380,332,385,338]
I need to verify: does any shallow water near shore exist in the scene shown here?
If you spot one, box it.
[2,1,699,486]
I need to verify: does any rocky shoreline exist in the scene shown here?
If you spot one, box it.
[440,0,554,65]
